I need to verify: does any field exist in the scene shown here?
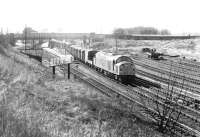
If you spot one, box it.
[0,45,164,137]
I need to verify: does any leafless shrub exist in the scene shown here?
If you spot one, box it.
[142,60,187,134]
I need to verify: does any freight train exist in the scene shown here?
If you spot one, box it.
[49,39,135,83]
[48,39,200,109]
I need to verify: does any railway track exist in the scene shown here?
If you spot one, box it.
[136,64,200,94]
[78,61,200,111]
[131,84,200,130]
[136,69,200,95]
[65,68,200,131]
[134,57,200,76]
[151,87,200,109]
[37,48,200,136]
[132,57,200,95]
[168,58,200,70]
[133,56,200,75]
[131,57,200,106]
[128,78,200,132]
[70,67,115,97]
[133,59,200,87]
[132,75,200,111]
[162,59,200,74]
[66,61,200,136]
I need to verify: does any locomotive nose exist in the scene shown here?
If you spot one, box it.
[119,63,135,75]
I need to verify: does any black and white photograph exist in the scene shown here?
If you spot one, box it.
[0,0,200,136]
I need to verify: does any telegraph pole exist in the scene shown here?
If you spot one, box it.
[114,34,118,53]
[1,28,3,34]
[6,28,9,45]
[68,63,70,79]
[115,37,118,51]
[24,25,27,51]
[52,66,56,78]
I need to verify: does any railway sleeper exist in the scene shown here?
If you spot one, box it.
[137,89,200,125]
[73,61,199,135]
[136,61,200,85]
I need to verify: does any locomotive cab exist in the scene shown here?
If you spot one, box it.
[115,55,133,64]
[116,61,135,75]
[115,61,135,83]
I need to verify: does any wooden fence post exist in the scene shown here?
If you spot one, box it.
[68,63,70,79]
[52,66,55,78]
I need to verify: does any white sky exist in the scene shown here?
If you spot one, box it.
[0,0,200,34]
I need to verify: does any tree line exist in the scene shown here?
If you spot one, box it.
[113,26,171,35]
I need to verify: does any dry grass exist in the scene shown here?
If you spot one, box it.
[0,44,164,137]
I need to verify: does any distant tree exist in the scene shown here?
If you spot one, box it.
[160,29,171,35]
[113,27,171,35]
[22,27,37,34]
[113,28,127,36]
[128,26,159,35]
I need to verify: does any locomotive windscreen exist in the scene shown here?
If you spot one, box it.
[116,56,133,63]
[88,50,99,61]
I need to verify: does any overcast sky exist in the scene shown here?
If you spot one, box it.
[0,0,200,34]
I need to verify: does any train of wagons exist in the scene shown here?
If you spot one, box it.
[48,39,200,109]
[49,39,135,83]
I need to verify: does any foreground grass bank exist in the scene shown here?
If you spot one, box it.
[0,44,164,137]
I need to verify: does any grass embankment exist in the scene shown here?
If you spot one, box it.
[0,44,164,137]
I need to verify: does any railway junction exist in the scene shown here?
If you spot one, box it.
[13,36,200,137]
